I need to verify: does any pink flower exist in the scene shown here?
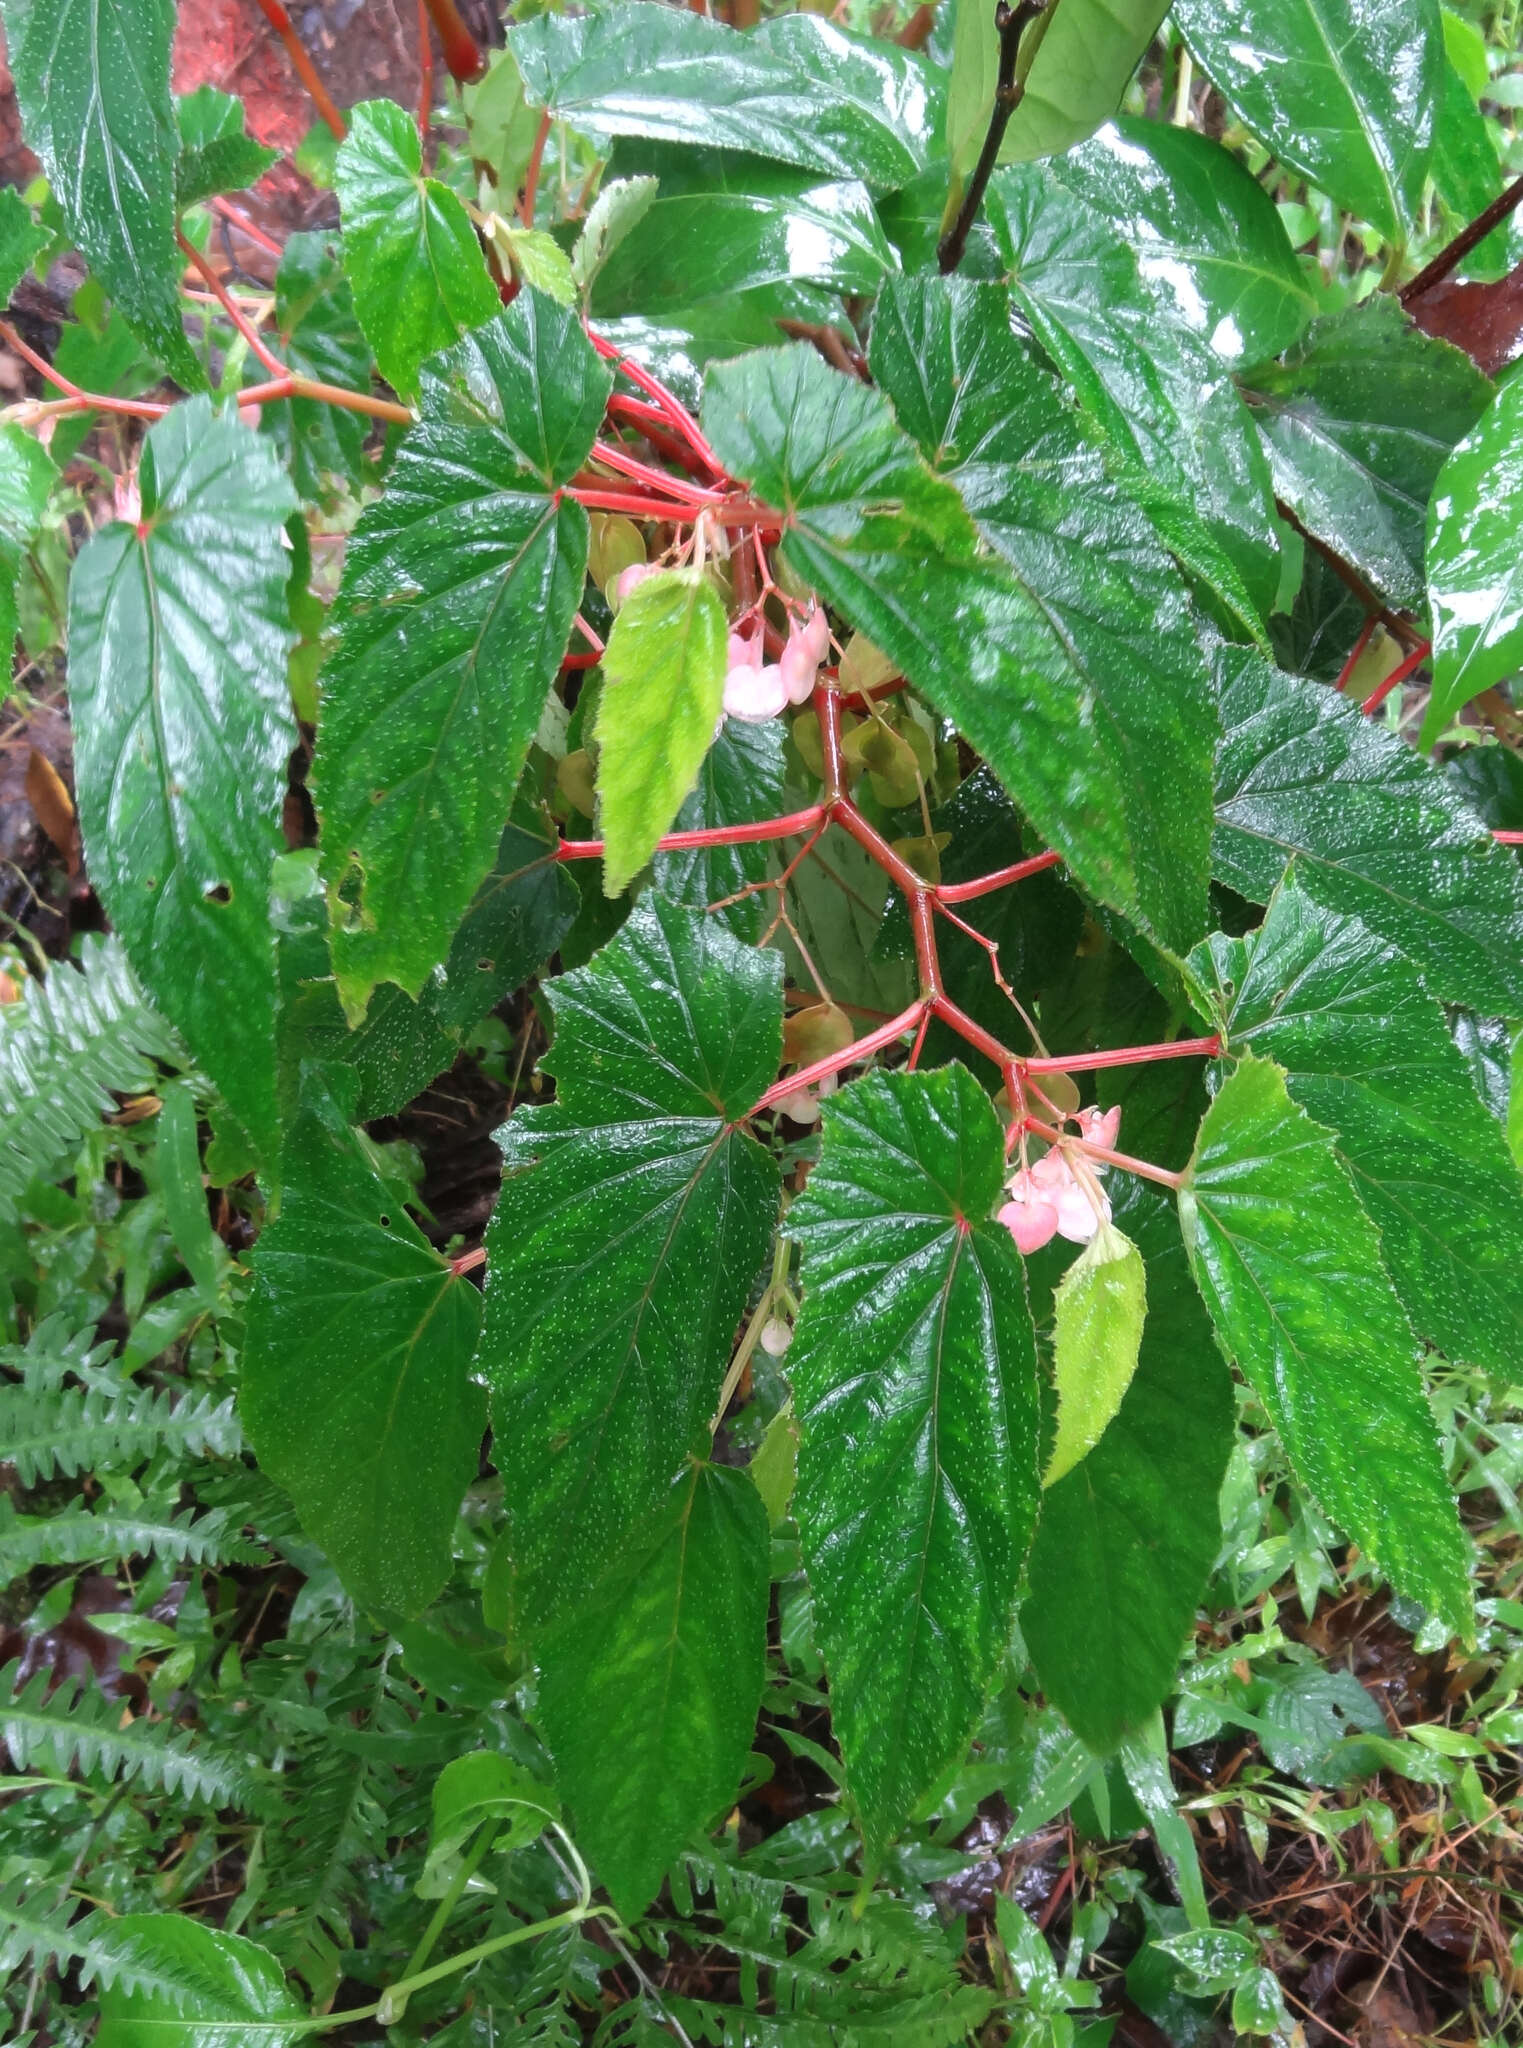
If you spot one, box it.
[998,1168,1060,1254]
[759,1317,793,1357]
[773,1084,822,1124]
[613,561,657,606]
[778,605,831,706]
[1055,1175,1110,1244]
[723,626,788,721]
[1075,1104,1121,1154]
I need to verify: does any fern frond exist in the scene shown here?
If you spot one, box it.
[0,1879,215,2007]
[0,934,181,1216]
[0,1498,264,1575]
[0,1660,266,1810]
[0,1315,119,1395]
[0,1384,243,1484]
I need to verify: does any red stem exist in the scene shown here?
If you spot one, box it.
[1022,1116,1184,1192]
[1025,1036,1220,1076]
[252,0,346,138]
[935,850,1063,904]
[1361,639,1431,716]
[178,231,286,377]
[586,326,721,474]
[210,197,284,260]
[416,0,435,141]
[1333,616,1377,695]
[521,111,552,228]
[422,0,482,81]
[1496,831,1523,846]
[749,1004,927,1116]
[931,994,1014,1070]
[591,439,724,506]
[556,805,827,862]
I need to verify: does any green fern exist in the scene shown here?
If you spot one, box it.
[0,1878,222,2007]
[0,934,182,1217]
[0,1660,266,1810]
[0,1384,243,1484]
[0,1497,265,1575]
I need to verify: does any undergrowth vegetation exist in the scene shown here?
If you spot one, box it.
[2,0,1523,2040]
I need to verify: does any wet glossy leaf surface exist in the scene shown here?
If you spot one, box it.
[95,1917,303,2048]
[1242,298,1492,610]
[312,297,609,1019]
[1061,118,1316,368]
[0,184,50,305]
[242,1071,484,1618]
[787,1065,1041,1862]
[1193,875,1523,1377]
[536,1463,769,1918]
[260,232,370,502]
[1212,650,1523,1014]
[10,0,200,384]
[1180,1052,1472,1639]
[595,568,728,896]
[655,717,786,942]
[1000,0,1169,162]
[481,899,781,1629]
[175,86,279,207]
[511,4,939,190]
[1173,0,1445,244]
[335,99,499,403]
[1423,371,1523,744]
[67,400,296,1161]
[871,278,1217,953]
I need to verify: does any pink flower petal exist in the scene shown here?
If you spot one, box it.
[724,660,788,721]
[1055,1179,1111,1244]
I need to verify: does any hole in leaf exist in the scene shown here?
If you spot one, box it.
[204,883,233,905]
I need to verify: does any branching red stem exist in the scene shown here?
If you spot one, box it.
[1025,1036,1221,1075]
[1333,617,1378,695]
[179,232,287,377]
[749,1004,927,1115]
[520,112,552,227]
[935,851,1063,903]
[1022,1116,1184,1192]
[555,805,828,862]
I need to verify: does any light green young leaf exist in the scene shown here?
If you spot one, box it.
[0,423,56,665]
[945,0,1000,187]
[491,221,577,305]
[242,1072,485,1618]
[462,46,543,200]
[68,399,296,1161]
[155,1081,223,1310]
[1000,0,1169,162]
[571,174,659,300]
[419,1752,559,1895]
[335,97,499,401]
[1179,1052,1473,1639]
[787,1064,1042,1865]
[595,568,728,896]
[536,1462,770,1919]
[9,0,201,384]
[0,184,48,305]
[1173,0,1445,245]
[1423,372,1523,746]
[1045,1219,1146,1486]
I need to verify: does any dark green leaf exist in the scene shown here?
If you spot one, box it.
[480,898,782,1628]
[175,86,279,207]
[510,4,939,190]
[313,297,610,1020]
[0,184,48,305]
[1191,874,1523,1377]
[788,1064,1042,1863]
[703,342,1153,945]
[260,231,370,501]
[999,0,1169,162]
[1423,372,1523,745]
[1212,648,1523,1014]
[155,1080,222,1308]
[1180,1052,1472,1638]
[68,398,296,1161]
[242,1071,485,1617]
[1173,0,1445,244]
[0,422,55,664]
[1060,117,1315,369]
[594,567,728,896]
[536,1463,769,1918]
[10,0,200,384]
[95,1917,303,2048]
[870,277,1217,953]
[334,97,499,403]
[1430,62,1503,239]
[1024,1179,1235,1753]
[655,715,786,942]
[1241,297,1492,611]
[590,145,894,318]
[988,164,1281,627]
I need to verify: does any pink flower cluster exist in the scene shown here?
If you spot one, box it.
[998,1106,1121,1254]
[723,606,829,722]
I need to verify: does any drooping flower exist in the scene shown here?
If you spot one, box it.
[1054,1173,1111,1244]
[778,605,831,706]
[613,561,658,607]
[1000,1141,1113,1252]
[759,1317,793,1357]
[1075,1103,1122,1154]
[998,1167,1061,1253]
[723,626,788,722]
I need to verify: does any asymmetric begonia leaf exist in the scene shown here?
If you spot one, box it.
[1060,119,1316,369]
[95,1918,303,2048]
[175,87,279,208]
[260,232,371,502]
[594,567,728,896]
[870,277,1217,953]
[313,296,610,1020]
[705,342,1157,946]
[1423,372,1523,746]
[988,165,1282,626]
[1045,1220,1146,1487]
[535,1462,770,1919]
[509,4,939,190]
[1024,1179,1235,1754]
[999,0,1169,163]
[1180,1052,1473,1639]
[334,98,499,403]
[787,1064,1042,1864]
[1213,649,1523,1015]
[589,146,895,318]
[9,0,200,385]
[1173,0,1446,245]
[1242,298,1492,612]
[1191,875,1523,1378]
[67,399,296,1161]
[242,1070,485,1618]
[0,424,56,665]
[480,897,782,1629]
[654,716,786,942]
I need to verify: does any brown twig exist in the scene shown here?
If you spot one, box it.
[938,0,1049,275]
[1402,172,1523,305]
